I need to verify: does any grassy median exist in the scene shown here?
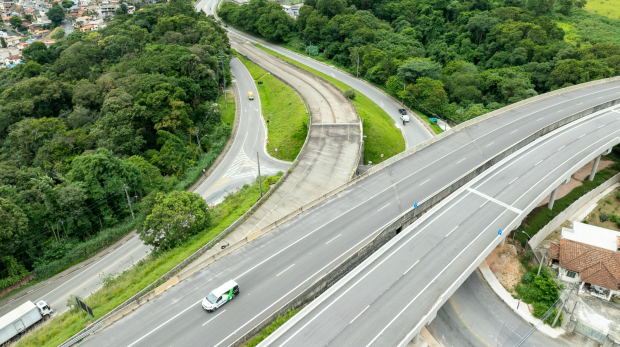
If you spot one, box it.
[236,54,308,162]
[254,44,405,164]
[15,174,282,347]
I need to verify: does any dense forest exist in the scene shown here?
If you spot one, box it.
[219,0,620,122]
[0,0,231,290]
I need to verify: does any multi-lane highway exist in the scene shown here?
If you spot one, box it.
[261,102,620,346]
[0,48,285,319]
[78,74,620,347]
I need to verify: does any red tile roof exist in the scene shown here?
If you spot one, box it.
[556,239,620,290]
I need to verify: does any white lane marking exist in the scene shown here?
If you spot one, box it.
[367,210,510,347]
[598,124,605,129]
[331,72,335,77]
[276,264,295,277]
[403,260,419,275]
[577,102,583,105]
[202,310,226,326]
[536,117,544,121]
[510,129,518,134]
[274,192,473,347]
[480,201,488,208]
[127,300,202,347]
[557,145,565,151]
[445,225,458,237]
[556,110,563,113]
[456,158,466,164]
[597,96,604,99]
[467,188,523,214]
[534,160,543,166]
[350,306,370,324]
[377,203,391,212]
[212,227,384,347]
[419,179,430,186]
[509,177,518,185]
[485,142,494,147]
[325,234,342,245]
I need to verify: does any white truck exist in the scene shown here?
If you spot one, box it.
[0,300,52,346]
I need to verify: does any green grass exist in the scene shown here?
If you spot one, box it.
[14,174,283,347]
[219,90,236,126]
[254,44,405,164]
[237,54,308,161]
[514,161,620,247]
[243,307,301,347]
[584,0,620,19]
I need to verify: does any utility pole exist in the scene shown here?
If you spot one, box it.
[537,250,546,276]
[257,152,263,198]
[218,54,227,108]
[124,184,135,219]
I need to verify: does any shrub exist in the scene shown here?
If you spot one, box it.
[522,272,534,284]
[524,250,535,260]
[305,45,319,56]
[599,212,610,222]
[344,88,356,100]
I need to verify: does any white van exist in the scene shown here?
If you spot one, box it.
[202,280,240,312]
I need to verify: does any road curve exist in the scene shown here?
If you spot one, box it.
[77,77,620,347]
[261,104,620,347]
[197,0,433,148]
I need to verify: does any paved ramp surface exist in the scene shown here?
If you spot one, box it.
[260,105,620,347]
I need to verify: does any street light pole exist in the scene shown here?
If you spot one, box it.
[218,54,227,108]
[256,152,263,198]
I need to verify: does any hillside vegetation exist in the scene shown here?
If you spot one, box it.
[0,0,231,291]
[219,0,620,123]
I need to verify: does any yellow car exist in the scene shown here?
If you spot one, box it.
[248,92,254,100]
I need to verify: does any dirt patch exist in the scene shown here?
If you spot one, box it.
[486,244,524,295]
[537,158,614,207]
[582,188,620,231]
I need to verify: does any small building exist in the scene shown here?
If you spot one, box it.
[281,4,300,18]
[79,24,94,31]
[550,222,620,301]
[4,54,22,67]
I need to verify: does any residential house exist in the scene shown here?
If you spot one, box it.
[0,32,7,37]
[4,36,21,47]
[549,221,620,301]
[281,4,300,18]
[79,24,94,31]
[100,4,116,16]
[2,16,11,24]
[4,54,22,67]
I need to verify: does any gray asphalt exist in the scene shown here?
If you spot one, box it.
[428,271,567,347]
[0,55,286,319]
[197,0,433,148]
[77,77,620,347]
[263,105,620,347]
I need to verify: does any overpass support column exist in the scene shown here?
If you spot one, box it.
[589,155,601,181]
[548,187,559,210]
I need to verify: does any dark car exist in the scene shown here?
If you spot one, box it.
[398,109,407,115]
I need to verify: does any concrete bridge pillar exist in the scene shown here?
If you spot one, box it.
[589,155,601,181]
[547,187,559,210]
[407,332,428,347]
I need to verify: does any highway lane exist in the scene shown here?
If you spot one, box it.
[428,271,569,347]
[0,55,286,319]
[193,58,289,206]
[262,105,620,347]
[78,81,620,347]
[196,0,433,148]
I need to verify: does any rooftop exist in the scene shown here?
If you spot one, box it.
[563,221,620,251]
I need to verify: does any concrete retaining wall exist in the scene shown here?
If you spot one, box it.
[528,173,620,249]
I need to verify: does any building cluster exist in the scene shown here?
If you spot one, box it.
[0,0,138,68]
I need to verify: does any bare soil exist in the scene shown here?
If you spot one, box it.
[486,244,525,295]
[537,158,614,207]
[582,188,620,231]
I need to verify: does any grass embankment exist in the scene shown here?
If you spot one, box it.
[514,159,620,247]
[243,308,301,347]
[236,53,308,161]
[15,174,283,347]
[254,44,405,164]
[584,0,620,19]
[219,89,236,126]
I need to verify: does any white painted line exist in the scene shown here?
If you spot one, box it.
[276,264,295,277]
[578,134,585,139]
[556,110,563,113]
[467,188,523,214]
[597,97,604,99]
[534,160,543,166]
[536,117,544,121]
[485,142,494,147]
[377,203,390,212]
[576,102,583,105]
[557,145,565,151]
[509,177,518,185]
[419,179,430,186]
[510,129,518,134]
[456,158,466,164]
[325,234,342,245]
[202,310,226,326]
[127,300,202,347]
[598,125,605,129]
[404,261,419,275]
[349,306,369,324]
[480,201,487,208]
[445,225,458,238]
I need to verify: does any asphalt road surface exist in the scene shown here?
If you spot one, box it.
[79,78,620,347]
[196,0,433,148]
[262,105,620,347]
[0,51,286,319]
[428,271,568,347]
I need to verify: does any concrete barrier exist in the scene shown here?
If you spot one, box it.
[528,173,620,249]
